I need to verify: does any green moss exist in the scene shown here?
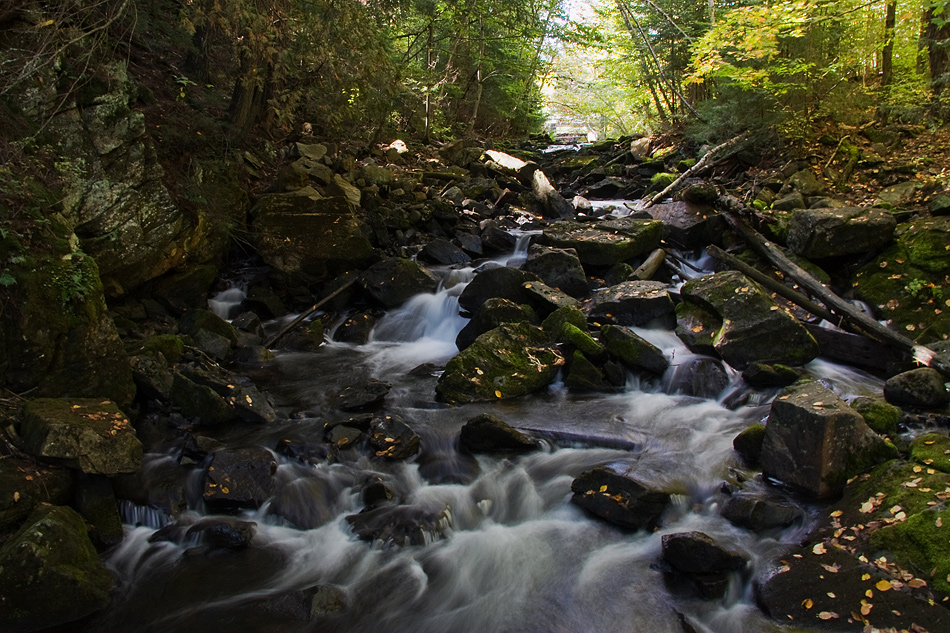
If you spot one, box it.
[142,334,186,363]
[733,423,766,465]
[869,506,950,593]
[541,305,588,336]
[910,432,950,473]
[565,350,609,392]
[647,172,677,193]
[558,323,605,358]
[851,396,903,436]
[843,460,950,523]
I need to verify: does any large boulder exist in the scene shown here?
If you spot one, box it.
[647,200,716,248]
[521,246,590,299]
[883,367,949,408]
[538,218,663,266]
[456,297,539,351]
[459,413,539,453]
[249,192,375,281]
[678,271,818,370]
[0,504,114,632]
[853,216,950,343]
[457,267,539,315]
[19,399,143,476]
[436,323,564,403]
[588,280,675,326]
[359,257,439,308]
[600,324,669,374]
[202,446,277,510]
[570,462,670,529]
[760,381,896,498]
[787,206,896,259]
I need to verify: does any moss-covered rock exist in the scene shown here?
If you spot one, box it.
[540,305,588,335]
[436,323,564,403]
[142,333,186,363]
[600,324,668,374]
[850,396,903,436]
[557,323,606,359]
[853,216,950,344]
[0,504,114,632]
[565,350,611,392]
[19,398,143,476]
[0,457,75,532]
[538,218,663,266]
[787,206,896,259]
[884,367,949,408]
[456,297,539,351]
[733,423,766,466]
[870,506,950,594]
[179,308,238,345]
[909,432,950,473]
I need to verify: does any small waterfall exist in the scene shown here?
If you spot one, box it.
[208,286,246,320]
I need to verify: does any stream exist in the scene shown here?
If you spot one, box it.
[95,231,886,633]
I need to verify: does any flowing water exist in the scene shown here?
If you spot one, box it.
[96,234,888,633]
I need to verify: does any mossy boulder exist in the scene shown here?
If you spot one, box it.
[852,216,950,344]
[540,305,588,335]
[359,257,439,308]
[870,506,950,594]
[884,367,949,408]
[588,280,675,327]
[909,432,950,473]
[0,504,114,632]
[19,398,143,476]
[538,218,663,266]
[436,323,564,403]
[456,297,539,351]
[141,333,186,363]
[850,396,903,436]
[733,423,766,466]
[600,324,668,375]
[557,323,606,360]
[0,457,75,532]
[457,267,539,315]
[565,350,611,392]
[679,270,818,370]
[787,206,896,259]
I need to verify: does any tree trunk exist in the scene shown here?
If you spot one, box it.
[926,7,950,96]
[882,0,896,86]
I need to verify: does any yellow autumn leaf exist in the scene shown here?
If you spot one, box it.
[829,510,842,518]
[860,600,872,616]
[817,611,838,620]
[494,390,502,398]
[875,579,892,592]
[802,598,813,609]
[908,578,927,589]
[812,542,827,555]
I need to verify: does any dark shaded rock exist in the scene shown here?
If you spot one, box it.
[600,324,669,374]
[345,504,450,546]
[333,310,380,344]
[327,425,363,450]
[539,218,663,266]
[112,455,190,519]
[130,354,175,400]
[419,238,472,265]
[75,474,123,550]
[256,584,346,622]
[186,517,256,549]
[274,438,328,465]
[0,504,114,632]
[770,191,805,211]
[570,463,670,529]
[565,350,612,392]
[480,225,518,254]
[19,398,143,475]
[459,413,538,453]
[720,494,802,531]
[850,396,903,436]
[761,381,897,498]
[456,297,539,351]
[329,380,391,412]
[603,262,635,286]
[522,246,590,298]
[884,367,949,408]
[369,414,421,460]
[202,446,277,510]
[679,271,818,370]
[733,424,765,466]
[647,200,715,248]
[436,323,564,403]
[457,267,539,315]
[179,308,238,345]
[741,363,802,388]
[661,531,746,574]
[787,206,896,259]
[521,280,577,316]
[0,457,75,532]
[169,372,239,426]
[666,357,729,399]
[233,345,277,365]
[359,257,440,308]
[589,280,675,326]
[673,302,718,356]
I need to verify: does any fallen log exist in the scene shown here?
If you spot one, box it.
[803,323,908,371]
[632,248,666,281]
[717,196,950,378]
[263,277,359,348]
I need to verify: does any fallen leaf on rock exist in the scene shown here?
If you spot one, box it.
[875,579,892,592]
[802,598,813,609]
[812,542,827,555]
[817,611,838,620]
[821,563,841,573]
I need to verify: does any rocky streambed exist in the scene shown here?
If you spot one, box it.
[2,129,950,633]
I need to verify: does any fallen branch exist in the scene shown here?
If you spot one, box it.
[640,132,748,210]
[717,196,950,377]
[263,277,359,348]
[632,248,666,280]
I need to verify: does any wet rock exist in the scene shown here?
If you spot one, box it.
[19,398,143,475]
[233,345,277,365]
[436,323,564,403]
[457,267,539,315]
[333,310,380,344]
[480,225,518,254]
[565,350,612,392]
[456,231,483,256]
[359,257,440,308]
[541,304,589,335]
[112,456,191,519]
[600,324,669,375]
[673,302,718,356]
[130,354,175,400]
[720,493,802,531]
[369,414,421,460]
[556,323,607,360]
[326,425,363,449]
[661,531,746,574]
[760,381,897,498]
[243,285,288,319]
[0,505,114,631]
[329,380,392,412]
[883,367,949,408]
[647,200,715,248]
[679,271,818,370]
[666,357,729,399]
[570,462,670,530]
[75,474,124,550]
[179,308,238,346]
[520,280,577,316]
[732,423,765,466]
[257,584,346,621]
[850,396,903,436]
[909,432,950,472]
[345,504,451,546]
[539,218,663,266]
[741,362,802,388]
[186,517,256,549]
[589,280,675,326]
[202,446,277,510]
[169,372,239,426]
[0,457,75,532]
[418,238,472,266]
[456,297,539,351]
[787,206,896,259]
[458,413,538,453]
[249,192,375,281]
[522,246,589,299]
[275,438,328,465]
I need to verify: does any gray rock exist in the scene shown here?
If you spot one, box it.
[771,191,806,211]
[570,462,670,529]
[884,367,949,408]
[419,238,472,265]
[720,494,803,531]
[202,446,277,510]
[661,531,746,574]
[589,280,674,326]
[522,246,590,299]
[647,200,715,248]
[787,207,896,258]
[539,218,663,266]
[459,413,538,452]
[787,169,826,196]
[359,257,439,308]
[601,324,668,374]
[19,398,143,475]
